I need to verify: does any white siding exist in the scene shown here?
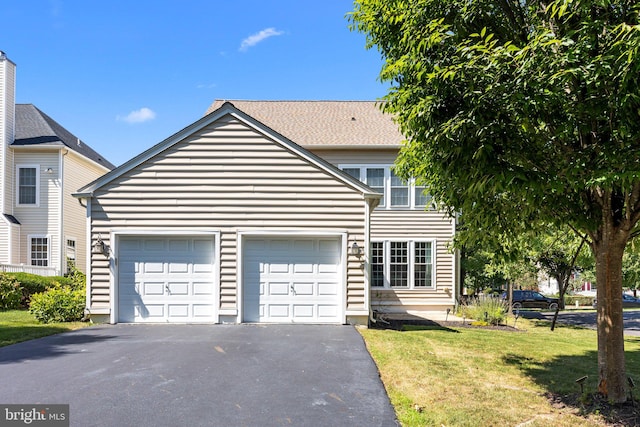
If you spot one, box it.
[13,151,61,271]
[88,115,368,318]
[62,152,109,273]
[0,57,16,216]
[0,222,7,264]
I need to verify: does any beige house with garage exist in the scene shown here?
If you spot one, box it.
[76,100,458,325]
[0,52,114,276]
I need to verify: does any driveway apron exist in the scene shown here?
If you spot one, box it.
[0,324,398,427]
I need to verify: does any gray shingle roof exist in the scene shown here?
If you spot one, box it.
[205,100,403,147]
[14,104,115,170]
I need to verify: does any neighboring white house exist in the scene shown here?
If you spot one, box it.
[0,52,114,276]
[75,100,458,325]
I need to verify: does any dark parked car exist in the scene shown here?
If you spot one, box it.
[593,293,640,308]
[502,290,559,310]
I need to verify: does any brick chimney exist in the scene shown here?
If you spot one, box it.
[0,51,16,214]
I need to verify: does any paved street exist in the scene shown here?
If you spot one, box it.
[519,309,640,336]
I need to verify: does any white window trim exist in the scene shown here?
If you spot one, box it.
[339,164,430,210]
[370,239,436,289]
[66,236,77,267]
[28,234,50,267]
[16,164,40,207]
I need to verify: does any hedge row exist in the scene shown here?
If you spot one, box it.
[0,270,86,323]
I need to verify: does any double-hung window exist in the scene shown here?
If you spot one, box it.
[66,238,77,268]
[340,165,431,209]
[17,165,39,206]
[29,236,49,267]
[370,240,435,289]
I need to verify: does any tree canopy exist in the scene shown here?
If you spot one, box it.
[350,0,640,402]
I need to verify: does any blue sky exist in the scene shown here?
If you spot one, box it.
[1,1,386,166]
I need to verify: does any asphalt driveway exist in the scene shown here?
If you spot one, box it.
[0,324,398,427]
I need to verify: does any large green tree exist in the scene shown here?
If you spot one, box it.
[350,0,640,402]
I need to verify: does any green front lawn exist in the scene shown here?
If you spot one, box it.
[0,310,91,347]
[359,318,640,426]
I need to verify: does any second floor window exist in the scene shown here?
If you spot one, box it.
[340,165,430,209]
[17,166,39,206]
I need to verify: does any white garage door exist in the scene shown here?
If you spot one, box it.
[242,237,343,323]
[117,236,217,323]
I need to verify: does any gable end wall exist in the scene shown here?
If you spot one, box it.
[88,115,369,318]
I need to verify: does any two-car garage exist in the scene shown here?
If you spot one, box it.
[115,234,344,324]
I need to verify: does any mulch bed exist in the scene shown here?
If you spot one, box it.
[370,316,523,332]
[547,392,640,426]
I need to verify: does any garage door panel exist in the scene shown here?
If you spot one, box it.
[269,282,290,295]
[292,305,314,318]
[167,305,189,317]
[168,262,189,273]
[193,282,214,295]
[193,305,215,317]
[143,240,166,251]
[143,262,165,274]
[243,237,343,324]
[118,236,217,323]
[144,305,165,318]
[268,305,290,318]
[318,305,339,318]
[168,282,189,295]
[293,263,314,274]
[293,283,314,295]
[143,282,164,295]
[318,282,338,295]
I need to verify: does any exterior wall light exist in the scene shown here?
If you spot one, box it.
[45,168,53,174]
[350,240,361,257]
[92,235,109,256]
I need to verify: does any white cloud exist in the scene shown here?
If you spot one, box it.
[196,83,217,89]
[117,107,156,124]
[239,27,284,52]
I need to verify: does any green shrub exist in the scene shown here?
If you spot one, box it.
[456,295,509,325]
[564,294,596,307]
[0,274,22,310]
[64,264,86,291]
[6,272,76,307]
[29,285,86,323]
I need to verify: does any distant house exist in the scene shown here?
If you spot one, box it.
[76,100,458,324]
[0,52,114,276]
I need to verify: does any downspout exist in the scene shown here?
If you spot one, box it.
[453,212,460,307]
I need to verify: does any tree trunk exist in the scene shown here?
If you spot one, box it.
[593,232,628,403]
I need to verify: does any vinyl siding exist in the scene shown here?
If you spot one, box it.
[62,152,109,274]
[88,115,368,315]
[369,209,456,310]
[0,222,7,264]
[13,151,61,271]
[309,148,398,165]
[310,148,458,311]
